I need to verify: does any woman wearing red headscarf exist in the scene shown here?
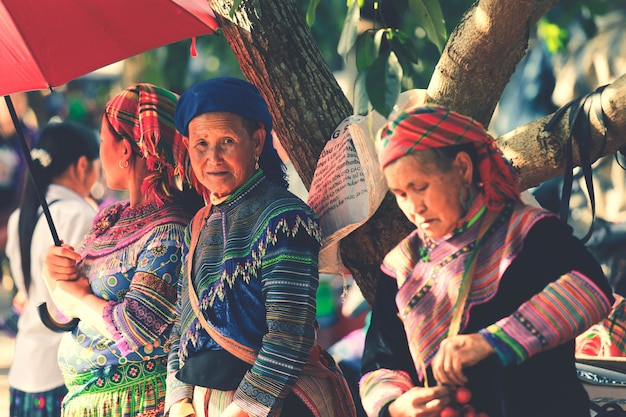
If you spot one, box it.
[359,106,613,417]
[41,84,202,417]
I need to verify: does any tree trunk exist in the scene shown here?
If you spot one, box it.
[427,0,559,126]
[209,0,626,305]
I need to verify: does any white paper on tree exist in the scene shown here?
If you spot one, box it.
[307,90,429,274]
[307,114,387,274]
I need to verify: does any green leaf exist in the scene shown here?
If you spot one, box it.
[408,0,447,52]
[229,0,243,19]
[353,71,370,116]
[306,0,321,27]
[390,32,419,64]
[366,51,403,118]
[355,32,376,72]
[337,0,361,59]
[537,18,568,53]
[373,28,386,54]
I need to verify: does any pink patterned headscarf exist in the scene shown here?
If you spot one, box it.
[378,105,521,210]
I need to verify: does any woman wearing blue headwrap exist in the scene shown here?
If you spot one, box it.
[166,77,356,417]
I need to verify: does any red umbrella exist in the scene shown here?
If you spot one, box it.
[0,0,219,331]
[0,0,218,96]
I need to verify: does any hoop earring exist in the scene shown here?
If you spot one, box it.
[119,159,129,169]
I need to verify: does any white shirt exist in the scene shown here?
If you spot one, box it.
[6,184,97,392]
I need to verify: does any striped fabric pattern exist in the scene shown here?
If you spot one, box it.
[483,270,613,366]
[576,294,626,357]
[169,171,351,417]
[104,84,188,205]
[359,369,414,417]
[61,358,167,417]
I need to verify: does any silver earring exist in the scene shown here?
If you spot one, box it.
[119,159,129,169]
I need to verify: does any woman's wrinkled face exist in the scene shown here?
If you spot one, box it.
[185,112,264,198]
[384,152,471,239]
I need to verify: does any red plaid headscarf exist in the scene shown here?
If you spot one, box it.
[378,105,520,210]
[104,83,188,205]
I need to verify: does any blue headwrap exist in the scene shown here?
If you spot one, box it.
[175,77,288,190]
[175,76,273,138]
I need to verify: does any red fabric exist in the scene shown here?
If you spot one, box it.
[0,0,218,96]
[378,105,520,210]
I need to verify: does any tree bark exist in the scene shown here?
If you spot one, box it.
[427,0,559,127]
[209,0,404,304]
[500,72,626,191]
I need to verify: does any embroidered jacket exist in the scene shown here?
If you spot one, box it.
[57,200,191,377]
[166,171,355,417]
[360,199,613,417]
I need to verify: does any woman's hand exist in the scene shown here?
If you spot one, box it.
[431,333,495,386]
[221,402,249,417]
[388,385,451,417]
[43,243,82,283]
[51,276,92,318]
[169,399,195,417]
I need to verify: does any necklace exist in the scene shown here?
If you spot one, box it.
[418,206,487,263]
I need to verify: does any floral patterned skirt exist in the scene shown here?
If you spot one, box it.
[61,357,167,417]
[10,385,67,417]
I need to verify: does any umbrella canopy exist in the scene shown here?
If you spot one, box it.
[0,0,219,331]
[0,0,218,96]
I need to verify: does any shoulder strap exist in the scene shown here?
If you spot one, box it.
[186,204,259,365]
[541,85,607,244]
[448,208,501,338]
[36,199,60,222]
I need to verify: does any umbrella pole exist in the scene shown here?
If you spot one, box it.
[4,95,61,245]
[4,94,79,332]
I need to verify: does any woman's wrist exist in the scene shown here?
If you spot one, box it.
[170,398,194,417]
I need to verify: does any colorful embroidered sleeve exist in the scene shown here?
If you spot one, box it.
[480,270,612,366]
[575,294,626,357]
[165,226,193,413]
[360,274,420,417]
[103,224,184,354]
[233,210,322,417]
[360,369,414,417]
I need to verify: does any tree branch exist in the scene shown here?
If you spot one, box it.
[428,0,559,126]
[499,72,626,190]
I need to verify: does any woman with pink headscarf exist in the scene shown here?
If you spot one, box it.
[359,105,613,417]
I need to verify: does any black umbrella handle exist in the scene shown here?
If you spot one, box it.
[4,95,79,332]
[37,303,80,333]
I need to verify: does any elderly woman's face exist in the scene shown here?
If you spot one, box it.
[186,112,264,198]
[384,152,472,239]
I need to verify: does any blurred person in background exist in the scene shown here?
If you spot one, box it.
[6,121,100,417]
[0,92,39,335]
